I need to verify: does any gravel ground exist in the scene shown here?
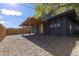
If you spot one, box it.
[0,34,79,56]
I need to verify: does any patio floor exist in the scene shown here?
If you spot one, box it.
[0,34,79,56]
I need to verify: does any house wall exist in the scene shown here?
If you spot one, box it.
[31,26,39,34]
[43,16,71,36]
[31,24,44,34]
[31,26,37,33]
[39,24,44,34]
[43,22,51,35]
[70,22,79,34]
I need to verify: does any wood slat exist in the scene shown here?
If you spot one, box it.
[0,24,6,40]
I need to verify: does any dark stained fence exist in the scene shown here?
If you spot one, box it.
[0,24,6,40]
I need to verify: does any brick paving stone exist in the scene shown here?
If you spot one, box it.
[0,35,79,56]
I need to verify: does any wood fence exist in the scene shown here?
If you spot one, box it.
[0,24,31,40]
[6,27,30,35]
[0,24,6,40]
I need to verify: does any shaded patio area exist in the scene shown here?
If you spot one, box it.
[23,35,79,56]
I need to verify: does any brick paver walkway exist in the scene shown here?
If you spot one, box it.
[0,35,79,56]
[0,35,51,56]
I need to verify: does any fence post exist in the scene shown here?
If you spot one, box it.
[0,24,6,40]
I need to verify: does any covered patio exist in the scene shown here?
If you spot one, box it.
[20,17,47,35]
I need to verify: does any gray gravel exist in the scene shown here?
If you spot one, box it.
[0,35,79,56]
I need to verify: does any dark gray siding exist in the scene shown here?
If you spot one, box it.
[43,22,51,35]
[41,10,77,36]
[43,16,71,36]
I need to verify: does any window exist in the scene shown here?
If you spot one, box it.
[50,23,60,28]
[50,19,61,28]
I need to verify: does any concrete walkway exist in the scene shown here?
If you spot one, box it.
[0,35,79,56]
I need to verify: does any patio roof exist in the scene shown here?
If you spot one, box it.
[20,9,79,26]
[44,9,79,25]
[49,9,79,25]
[53,9,77,19]
[20,17,47,26]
